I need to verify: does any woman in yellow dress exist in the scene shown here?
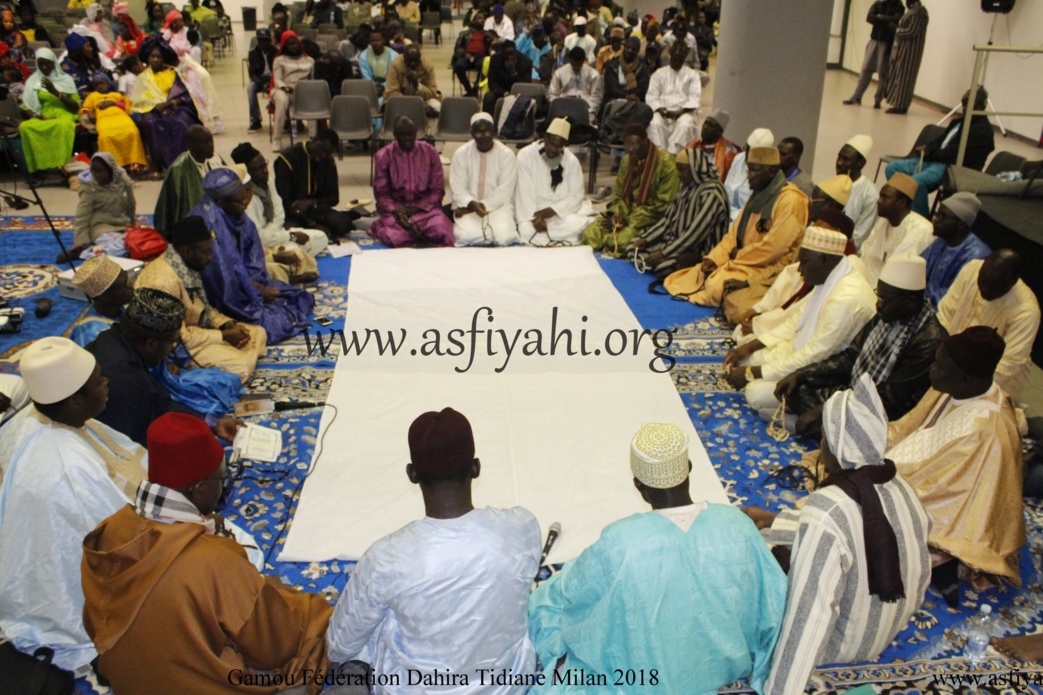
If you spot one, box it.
[80,72,147,174]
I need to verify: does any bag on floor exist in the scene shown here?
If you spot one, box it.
[0,642,75,695]
[125,226,168,261]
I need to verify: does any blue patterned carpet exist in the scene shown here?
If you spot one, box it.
[3,217,1043,694]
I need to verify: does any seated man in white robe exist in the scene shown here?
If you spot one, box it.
[515,118,594,245]
[723,226,876,420]
[646,40,701,155]
[450,112,520,246]
[0,337,146,674]
[547,46,603,123]
[937,249,1040,400]
[886,327,1024,598]
[836,134,878,248]
[860,172,934,287]
[325,408,541,686]
[744,375,931,695]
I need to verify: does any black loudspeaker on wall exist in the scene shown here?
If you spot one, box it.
[981,0,1015,14]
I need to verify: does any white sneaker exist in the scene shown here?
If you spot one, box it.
[212,117,226,134]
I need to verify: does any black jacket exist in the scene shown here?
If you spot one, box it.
[87,327,201,447]
[795,311,948,420]
[248,43,277,83]
[603,55,649,102]
[487,52,533,97]
[867,0,903,44]
[926,114,995,171]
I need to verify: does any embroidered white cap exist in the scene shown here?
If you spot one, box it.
[879,254,927,291]
[630,423,689,489]
[19,336,97,405]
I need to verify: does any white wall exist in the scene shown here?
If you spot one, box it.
[838,0,1043,141]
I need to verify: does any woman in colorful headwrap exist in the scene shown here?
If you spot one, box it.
[0,9,28,60]
[629,146,729,277]
[270,30,314,151]
[130,35,200,170]
[582,122,679,257]
[113,12,143,58]
[70,152,136,257]
[81,72,147,171]
[18,47,80,174]
[61,32,108,96]
[160,9,191,56]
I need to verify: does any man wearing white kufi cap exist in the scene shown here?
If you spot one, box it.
[745,374,931,695]
[723,127,774,222]
[0,337,148,673]
[775,254,946,440]
[723,225,876,419]
[450,112,520,246]
[528,423,787,694]
[645,39,702,155]
[515,118,595,245]
[835,134,879,249]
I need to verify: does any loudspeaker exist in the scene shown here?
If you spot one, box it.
[981,0,1015,14]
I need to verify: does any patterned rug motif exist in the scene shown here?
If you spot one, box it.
[2,219,1041,694]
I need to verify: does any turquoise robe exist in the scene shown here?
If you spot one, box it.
[528,504,787,695]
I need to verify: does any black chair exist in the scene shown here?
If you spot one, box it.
[874,123,947,182]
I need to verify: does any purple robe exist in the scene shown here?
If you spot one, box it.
[134,71,201,171]
[194,197,315,344]
[368,140,454,247]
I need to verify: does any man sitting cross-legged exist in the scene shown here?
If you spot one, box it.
[723,226,877,420]
[887,327,1024,596]
[583,122,678,257]
[921,192,990,310]
[774,254,947,440]
[744,374,931,695]
[326,408,541,687]
[369,115,455,248]
[528,423,787,694]
[136,215,269,382]
[450,112,520,247]
[82,412,333,694]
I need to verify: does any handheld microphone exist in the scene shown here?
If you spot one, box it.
[539,522,561,568]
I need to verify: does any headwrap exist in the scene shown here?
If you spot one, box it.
[817,174,852,206]
[940,191,981,227]
[170,215,212,246]
[91,71,114,88]
[116,12,144,46]
[943,327,1005,380]
[202,167,245,201]
[19,337,96,405]
[878,254,926,291]
[408,408,475,480]
[112,2,130,16]
[125,287,185,334]
[73,254,120,299]
[78,151,126,191]
[64,32,88,52]
[86,3,103,23]
[22,48,78,113]
[230,141,262,166]
[146,412,225,489]
[801,226,847,256]
[885,172,918,202]
[819,373,904,602]
[630,423,688,489]
[162,9,182,30]
[277,29,301,56]
[621,128,660,210]
[139,34,178,67]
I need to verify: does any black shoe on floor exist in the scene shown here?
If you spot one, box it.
[842,98,859,105]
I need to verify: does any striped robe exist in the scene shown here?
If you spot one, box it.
[762,475,931,695]
[634,174,729,276]
[884,2,928,111]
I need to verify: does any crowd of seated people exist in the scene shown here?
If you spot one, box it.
[3,0,1043,692]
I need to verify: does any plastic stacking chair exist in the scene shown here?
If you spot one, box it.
[376,96,428,144]
[291,80,332,142]
[420,11,441,45]
[874,123,946,182]
[340,78,380,118]
[492,97,535,149]
[316,33,340,51]
[330,95,375,181]
[434,96,479,143]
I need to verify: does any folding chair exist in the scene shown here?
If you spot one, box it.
[376,96,428,145]
[420,11,441,45]
[434,96,479,143]
[341,78,380,118]
[330,95,375,180]
[291,79,332,143]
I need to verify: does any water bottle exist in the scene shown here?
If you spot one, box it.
[964,603,993,662]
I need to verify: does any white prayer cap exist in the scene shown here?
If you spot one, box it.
[573,15,586,25]
[72,254,120,299]
[801,226,848,256]
[845,134,874,160]
[746,127,774,149]
[545,117,571,140]
[470,112,493,127]
[630,423,689,489]
[940,192,981,227]
[879,254,927,291]
[19,337,96,405]
[612,16,625,26]
[823,373,888,469]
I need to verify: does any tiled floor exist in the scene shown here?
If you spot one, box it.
[4,21,1041,413]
